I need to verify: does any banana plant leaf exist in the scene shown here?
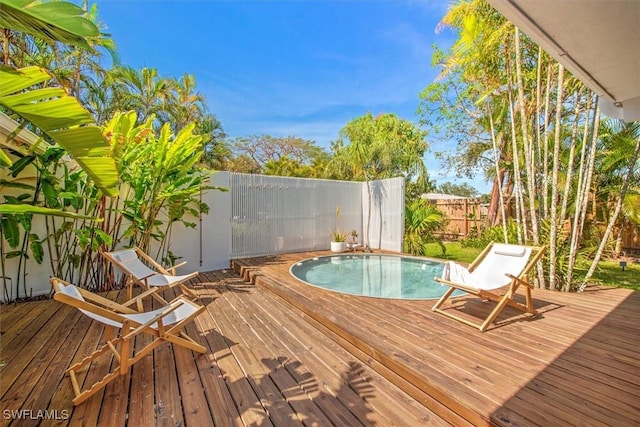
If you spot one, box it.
[0,66,119,197]
[0,150,12,167]
[0,204,103,221]
[0,0,98,49]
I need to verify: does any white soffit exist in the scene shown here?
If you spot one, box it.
[487,0,640,122]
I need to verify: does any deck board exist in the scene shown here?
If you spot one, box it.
[127,294,158,427]
[233,252,640,427]
[1,251,638,426]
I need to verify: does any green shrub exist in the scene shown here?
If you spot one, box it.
[404,199,447,256]
[460,220,519,248]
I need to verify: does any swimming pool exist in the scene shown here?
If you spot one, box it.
[289,254,466,300]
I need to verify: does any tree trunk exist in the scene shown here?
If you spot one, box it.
[548,64,565,290]
[565,94,595,288]
[487,175,502,226]
[578,104,600,239]
[506,72,525,243]
[560,91,583,223]
[515,28,540,246]
[614,222,625,257]
[487,108,509,239]
[536,61,554,289]
[542,64,553,219]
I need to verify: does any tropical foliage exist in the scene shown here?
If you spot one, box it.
[105,111,212,255]
[1,111,213,298]
[460,220,520,249]
[0,0,217,299]
[328,113,430,248]
[4,0,635,299]
[0,0,100,51]
[419,0,640,291]
[0,65,119,195]
[403,199,447,256]
[225,135,330,178]
[0,0,122,299]
[437,182,478,198]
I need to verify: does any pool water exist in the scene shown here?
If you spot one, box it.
[290,254,466,300]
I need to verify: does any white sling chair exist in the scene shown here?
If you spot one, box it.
[103,247,199,303]
[51,278,206,406]
[433,242,545,331]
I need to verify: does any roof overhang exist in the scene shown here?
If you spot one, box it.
[487,0,640,122]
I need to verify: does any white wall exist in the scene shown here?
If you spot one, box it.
[168,171,232,272]
[1,149,54,301]
[229,173,363,258]
[362,177,405,252]
[0,214,54,301]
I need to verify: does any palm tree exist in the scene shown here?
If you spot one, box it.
[423,0,606,290]
[328,113,429,250]
[82,72,118,124]
[579,120,640,288]
[109,66,172,124]
[0,0,118,195]
[404,199,446,256]
[0,0,120,299]
[167,73,207,131]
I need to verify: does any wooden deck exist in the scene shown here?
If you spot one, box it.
[1,251,639,426]
[232,252,640,427]
[1,267,441,426]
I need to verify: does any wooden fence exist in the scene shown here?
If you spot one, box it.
[431,199,488,240]
[430,198,640,253]
[621,223,640,255]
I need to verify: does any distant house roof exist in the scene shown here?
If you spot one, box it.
[421,193,471,201]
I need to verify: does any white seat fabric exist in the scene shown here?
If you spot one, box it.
[441,244,532,291]
[57,282,199,328]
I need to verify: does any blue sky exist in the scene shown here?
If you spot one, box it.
[98,0,489,193]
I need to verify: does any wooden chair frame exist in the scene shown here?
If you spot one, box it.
[103,247,199,303]
[51,278,206,406]
[433,243,546,332]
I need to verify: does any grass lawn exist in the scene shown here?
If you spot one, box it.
[421,242,639,291]
[422,242,482,264]
[574,259,639,291]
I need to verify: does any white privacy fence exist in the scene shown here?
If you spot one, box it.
[362,177,405,253]
[171,172,404,267]
[1,171,405,301]
[230,173,364,258]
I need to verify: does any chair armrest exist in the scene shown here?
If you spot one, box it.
[121,287,162,311]
[168,261,187,275]
[505,273,533,288]
[74,286,138,314]
[122,299,185,340]
[434,277,481,295]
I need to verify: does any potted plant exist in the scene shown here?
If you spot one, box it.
[330,207,347,252]
[330,230,347,253]
[347,229,361,251]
